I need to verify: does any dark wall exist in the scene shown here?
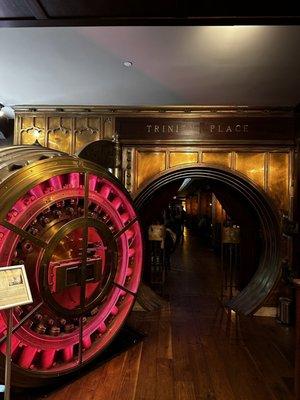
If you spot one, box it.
[0,118,14,145]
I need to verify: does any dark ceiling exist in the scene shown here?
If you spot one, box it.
[0,0,300,27]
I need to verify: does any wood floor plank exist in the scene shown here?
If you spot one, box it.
[187,343,216,400]
[174,380,197,400]
[23,233,296,400]
[92,353,126,400]
[157,304,173,360]
[215,336,277,400]
[200,336,237,400]
[156,358,175,400]
[113,342,143,400]
[134,317,160,400]
[243,335,294,400]
[172,321,197,382]
[38,383,71,400]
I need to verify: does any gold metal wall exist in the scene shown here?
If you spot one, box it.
[235,152,265,188]
[169,151,199,167]
[136,151,166,188]
[129,148,292,214]
[14,109,293,216]
[268,153,290,212]
[14,113,115,154]
[202,152,231,168]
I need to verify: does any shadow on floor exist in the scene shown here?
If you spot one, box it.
[2,324,145,400]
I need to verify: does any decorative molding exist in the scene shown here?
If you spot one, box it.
[123,148,134,193]
[13,105,294,116]
[103,116,115,139]
[15,113,104,154]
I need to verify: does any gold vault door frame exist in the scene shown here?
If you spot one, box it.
[133,164,281,316]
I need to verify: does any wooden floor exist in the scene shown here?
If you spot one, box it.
[18,230,295,400]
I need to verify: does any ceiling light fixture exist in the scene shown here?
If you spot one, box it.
[123,61,133,67]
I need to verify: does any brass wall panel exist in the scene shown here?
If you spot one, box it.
[21,130,37,145]
[20,116,46,146]
[235,152,265,188]
[169,152,198,167]
[137,151,166,189]
[21,117,33,130]
[88,117,101,130]
[47,117,72,154]
[74,116,102,153]
[14,109,293,217]
[268,153,289,212]
[202,152,231,167]
[103,117,114,139]
[35,118,45,131]
[16,113,104,154]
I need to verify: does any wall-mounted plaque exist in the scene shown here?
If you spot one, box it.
[116,116,295,143]
[0,265,33,310]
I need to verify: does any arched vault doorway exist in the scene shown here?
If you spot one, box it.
[134,164,281,316]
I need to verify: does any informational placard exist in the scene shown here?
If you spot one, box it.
[0,265,33,310]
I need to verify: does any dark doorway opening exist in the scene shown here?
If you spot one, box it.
[134,165,281,315]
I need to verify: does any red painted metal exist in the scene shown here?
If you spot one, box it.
[0,165,143,384]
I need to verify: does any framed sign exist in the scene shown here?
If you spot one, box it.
[0,265,33,310]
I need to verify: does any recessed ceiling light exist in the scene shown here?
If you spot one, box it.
[123,61,133,67]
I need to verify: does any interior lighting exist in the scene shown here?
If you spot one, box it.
[33,129,40,139]
[123,61,133,67]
